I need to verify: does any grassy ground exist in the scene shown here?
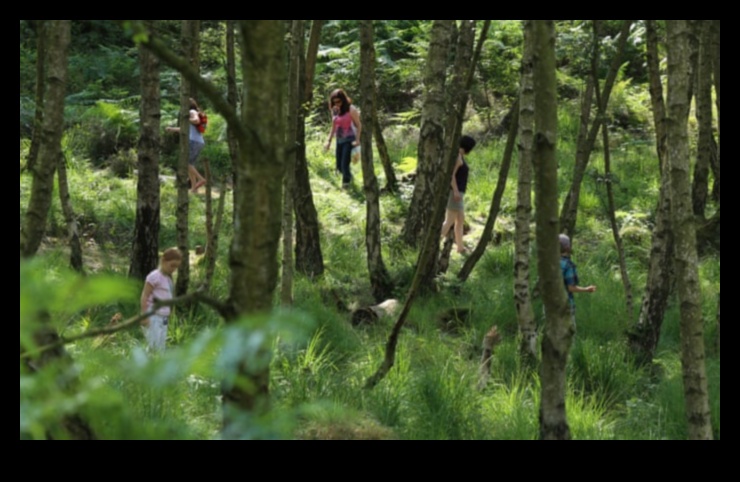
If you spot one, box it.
[20,114,720,440]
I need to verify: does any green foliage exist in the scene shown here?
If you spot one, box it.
[68,101,139,167]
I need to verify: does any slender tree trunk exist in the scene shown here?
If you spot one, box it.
[294,20,325,279]
[57,154,83,273]
[712,20,719,200]
[417,20,480,294]
[365,21,490,390]
[666,20,713,441]
[629,19,675,366]
[457,101,518,282]
[129,38,161,280]
[374,104,398,193]
[27,20,47,174]
[591,22,633,319]
[226,20,240,187]
[175,20,200,297]
[401,20,454,246]
[223,20,286,425]
[716,292,720,353]
[360,21,394,302]
[516,22,538,364]
[560,20,633,237]
[21,20,70,258]
[282,20,304,306]
[202,160,225,293]
[692,20,713,219]
[531,20,572,441]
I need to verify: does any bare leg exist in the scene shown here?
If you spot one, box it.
[441,209,456,239]
[454,209,465,253]
[189,165,206,192]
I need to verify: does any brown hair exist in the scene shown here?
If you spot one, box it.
[189,97,201,113]
[162,248,183,263]
[329,89,352,115]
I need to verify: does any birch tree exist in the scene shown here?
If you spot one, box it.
[666,19,713,440]
[531,20,573,441]
[359,20,393,301]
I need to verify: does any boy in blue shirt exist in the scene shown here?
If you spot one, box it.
[560,234,596,327]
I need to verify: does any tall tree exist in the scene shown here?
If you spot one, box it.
[129,31,162,280]
[710,20,720,203]
[226,20,240,193]
[373,99,398,193]
[21,20,71,258]
[691,20,713,219]
[665,19,713,440]
[223,20,286,421]
[592,21,633,319]
[294,20,325,278]
[457,101,517,282]
[559,20,633,237]
[416,20,479,294]
[57,155,83,273]
[531,20,572,441]
[628,20,675,365]
[282,20,305,306]
[365,20,490,389]
[359,20,394,302]
[515,21,538,363]
[401,20,454,246]
[175,20,200,297]
[26,20,47,174]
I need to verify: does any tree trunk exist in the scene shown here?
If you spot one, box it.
[226,20,239,193]
[559,20,633,237]
[401,20,454,246]
[129,38,161,280]
[628,19,675,366]
[365,21,490,390]
[374,105,398,193]
[26,20,47,174]
[360,21,394,302]
[692,20,713,219]
[592,21,633,319]
[665,20,713,441]
[531,20,572,441]
[223,20,286,425]
[417,20,479,294]
[516,21,538,364]
[281,20,304,306]
[457,101,518,282]
[202,161,226,293]
[175,20,200,297]
[294,21,325,279]
[712,20,719,198]
[57,154,83,273]
[716,293,720,353]
[21,20,70,258]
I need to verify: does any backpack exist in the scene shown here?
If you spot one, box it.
[196,112,208,133]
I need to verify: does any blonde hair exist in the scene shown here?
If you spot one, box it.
[161,248,183,263]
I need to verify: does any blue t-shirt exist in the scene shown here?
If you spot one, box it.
[561,256,579,307]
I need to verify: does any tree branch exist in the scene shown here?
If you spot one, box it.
[126,21,246,141]
[21,290,232,360]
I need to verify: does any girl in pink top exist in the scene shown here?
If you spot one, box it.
[139,248,182,351]
[324,89,362,189]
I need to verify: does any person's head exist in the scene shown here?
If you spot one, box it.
[559,234,572,256]
[460,135,477,154]
[189,98,200,112]
[160,248,183,275]
[329,89,351,116]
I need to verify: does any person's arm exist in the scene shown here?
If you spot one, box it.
[140,282,154,327]
[568,285,597,294]
[189,109,201,125]
[350,105,362,146]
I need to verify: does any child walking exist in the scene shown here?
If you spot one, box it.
[140,248,182,352]
[560,234,596,327]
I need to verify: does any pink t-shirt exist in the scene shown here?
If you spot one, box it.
[145,269,174,316]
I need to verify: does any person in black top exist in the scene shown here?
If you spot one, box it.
[441,135,476,254]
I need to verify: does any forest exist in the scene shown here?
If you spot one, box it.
[19,20,720,440]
